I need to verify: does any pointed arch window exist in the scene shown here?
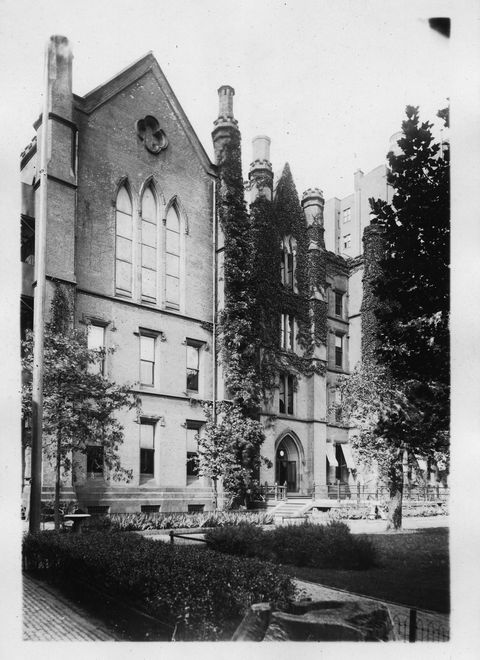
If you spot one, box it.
[165,204,180,307]
[141,186,157,303]
[115,186,133,297]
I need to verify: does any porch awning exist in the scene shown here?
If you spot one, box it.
[415,454,428,471]
[340,443,356,469]
[325,443,338,467]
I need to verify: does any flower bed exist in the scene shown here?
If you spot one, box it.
[205,521,376,570]
[22,531,294,640]
[106,510,274,532]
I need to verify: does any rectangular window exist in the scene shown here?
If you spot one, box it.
[286,253,294,288]
[87,323,105,375]
[343,234,351,249]
[140,334,155,386]
[335,334,343,368]
[334,292,343,317]
[279,375,294,415]
[334,388,342,423]
[186,421,203,482]
[86,446,104,477]
[140,422,155,478]
[21,215,35,264]
[279,375,286,413]
[343,208,351,223]
[280,314,295,350]
[186,342,200,392]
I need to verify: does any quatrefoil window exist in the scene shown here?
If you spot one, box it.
[136,116,168,154]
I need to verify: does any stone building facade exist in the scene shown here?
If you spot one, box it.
[21,37,390,512]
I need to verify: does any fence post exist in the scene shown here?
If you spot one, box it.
[169,530,174,545]
[357,482,360,504]
[337,481,340,502]
[409,609,417,642]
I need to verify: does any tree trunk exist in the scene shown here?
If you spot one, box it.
[54,433,61,531]
[212,477,218,511]
[386,455,404,531]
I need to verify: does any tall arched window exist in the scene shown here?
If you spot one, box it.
[115,186,133,297]
[165,204,180,307]
[141,186,157,303]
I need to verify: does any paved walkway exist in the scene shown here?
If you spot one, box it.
[23,574,120,641]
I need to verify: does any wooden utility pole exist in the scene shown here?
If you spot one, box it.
[29,38,55,533]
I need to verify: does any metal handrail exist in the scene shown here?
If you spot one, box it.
[259,483,288,501]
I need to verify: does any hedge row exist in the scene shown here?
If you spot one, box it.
[23,531,294,640]
[205,521,376,570]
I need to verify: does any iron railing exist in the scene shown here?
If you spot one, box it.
[309,482,449,503]
[259,484,288,501]
[392,610,449,642]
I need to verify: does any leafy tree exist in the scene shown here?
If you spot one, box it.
[337,106,449,529]
[22,284,140,529]
[197,402,271,509]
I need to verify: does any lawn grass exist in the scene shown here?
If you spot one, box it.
[282,526,449,613]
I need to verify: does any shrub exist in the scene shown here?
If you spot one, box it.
[107,510,273,532]
[205,521,376,570]
[22,531,294,640]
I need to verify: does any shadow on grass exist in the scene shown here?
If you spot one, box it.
[282,527,449,613]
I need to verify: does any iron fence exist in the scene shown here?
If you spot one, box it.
[392,610,449,642]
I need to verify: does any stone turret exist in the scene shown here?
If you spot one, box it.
[302,188,325,249]
[248,135,273,202]
[212,85,239,164]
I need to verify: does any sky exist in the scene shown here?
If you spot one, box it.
[2,0,453,200]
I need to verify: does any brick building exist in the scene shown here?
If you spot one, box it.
[21,36,394,513]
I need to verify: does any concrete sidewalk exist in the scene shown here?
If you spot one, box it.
[23,574,120,641]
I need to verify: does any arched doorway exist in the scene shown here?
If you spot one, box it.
[276,435,300,492]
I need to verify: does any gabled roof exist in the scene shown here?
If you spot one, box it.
[73,52,217,177]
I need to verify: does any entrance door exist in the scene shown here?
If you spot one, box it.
[275,437,299,492]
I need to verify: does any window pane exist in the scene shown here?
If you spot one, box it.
[166,205,180,232]
[141,268,156,300]
[166,229,180,255]
[187,428,199,452]
[166,275,179,304]
[166,252,179,277]
[116,209,132,238]
[187,345,199,370]
[142,244,156,270]
[116,235,132,262]
[335,335,342,348]
[287,375,294,414]
[116,187,132,214]
[335,293,343,316]
[87,446,104,474]
[186,452,199,477]
[116,260,132,294]
[288,316,294,349]
[140,423,154,449]
[140,335,155,361]
[142,220,156,248]
[87,325,104,351]
[142,187,156,221]
[279,376,285,413]
[140,360,154,385]
[186,368,199,391]
[140,448,154,475]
